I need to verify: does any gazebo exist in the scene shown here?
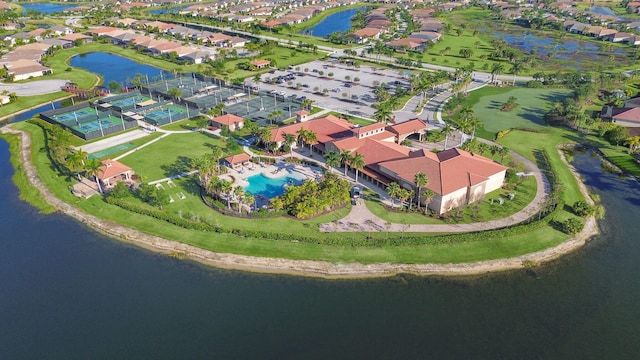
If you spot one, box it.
[225,153,252,170]
[98,159,134,187]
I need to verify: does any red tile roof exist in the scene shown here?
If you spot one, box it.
[98,159,132,180]
[270,115,353,144]
[378,148,507,195]
[613,107,640,123]
[212,114,244,126]
[351,122,386,137]
[388,118,426,135]
[225,153,251,165]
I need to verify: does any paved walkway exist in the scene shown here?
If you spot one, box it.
[317,80,550,233]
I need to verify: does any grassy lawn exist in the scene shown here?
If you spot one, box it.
[117,132,237,181]
[7,120,578,264]
[468,87,573,134]
[366,176,537,225]
[0,92,69,119]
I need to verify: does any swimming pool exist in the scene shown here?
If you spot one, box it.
[244,172,306,199]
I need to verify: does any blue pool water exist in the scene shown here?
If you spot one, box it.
[244,172,305,199]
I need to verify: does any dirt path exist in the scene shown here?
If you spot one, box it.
[0,125,599,278]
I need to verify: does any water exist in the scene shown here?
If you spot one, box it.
[148,6,186,15]
[1,101,63,124]
[70,52,169,88]
[21,2,74,14]
[496,31,627,61]
[302,7,367,38]
[244,172,306,198]
[1,135,640,358]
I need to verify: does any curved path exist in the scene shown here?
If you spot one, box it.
[321,82,548,232]
[0,124,598,278]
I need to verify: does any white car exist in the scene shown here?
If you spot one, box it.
[270,89,278,94]
[279,91,286,96]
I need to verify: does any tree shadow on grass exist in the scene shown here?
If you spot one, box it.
[180,176,202,196]
[161,155,192,178]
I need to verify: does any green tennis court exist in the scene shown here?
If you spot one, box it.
[88,143,134,160]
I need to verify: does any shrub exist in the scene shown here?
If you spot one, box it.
[558,218,584,234]
[526,81,544,88]
[572,200,594,217]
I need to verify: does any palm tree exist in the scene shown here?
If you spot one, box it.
[67,150,88,180]
[243,193,255,213]
[490,63,505,84]
[85,158,103,194]
[210,146,223,174]
[234,185,244,212]
[339,150,352,176]
[304,130,317,153]
[413,172,428,210]
[499,146,510,163]
[350,152,365,182]
[373,103,392,123]
[324,151,341,173]
[489,145,500,160]
[220,180,233,209]
[397,188,410,209]
[283,133,296,156]
[441,123,454,150]
[386,182,401,207]
[268,110,283,124]
[257,127,273,149]
[301,98,314,110]
[510,61,523,86]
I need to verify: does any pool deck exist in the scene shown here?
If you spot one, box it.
[219,161,322,189]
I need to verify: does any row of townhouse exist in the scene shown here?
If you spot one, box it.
[0,43,53,81]
[490,1,640,46]
[110,18,249,48]
[268,114,506,214]
[89,26,214,64]
[3,26,73,46]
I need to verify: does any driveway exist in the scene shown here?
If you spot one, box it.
[0,79,70,96]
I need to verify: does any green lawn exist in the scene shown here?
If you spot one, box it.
[6,120,579,265]
[367,175,537,225]
[118,132,235,181]
[468,87,573,134]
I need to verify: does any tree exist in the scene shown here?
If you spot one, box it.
[373,103,392,123]
[498,146,510,162]
[108,81,121,93]
[414,172,428,210]
[268,109,283,124]
[85,158,103,194]
[220,180,233,209]
[490,63,504,84]
[441,123,454,150]
[283,133,296,156]
[243,193,255,213]
[386,182,401,207]
[605,126,629,146]
[489,145,500,160]
[625,136,640,154]
[324,151,341,173]
[510,61,524,86]
[301,98,314,110]
[339,150,352,176]
[459,48,473,59]
[66,149,88,180]
[350,152,365,182]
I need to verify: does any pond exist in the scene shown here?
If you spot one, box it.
[301,7,367,38]
[21,2,75,14]
[70,52,171,88]
[1,101,63,124]
[148,6,186,15]
[494,30,628,65]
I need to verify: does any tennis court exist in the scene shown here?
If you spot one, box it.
[88,142,134,160]
[52,107,98,124]
[110,95,151,109]
[72,116,123,134]
[143,104,189,126]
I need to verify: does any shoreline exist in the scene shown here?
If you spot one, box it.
[0,125,599,279]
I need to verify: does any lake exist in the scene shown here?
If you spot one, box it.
[1,132,640,358]
[70,52,170,88]
[302,7,367,38]
[21,2,74,14]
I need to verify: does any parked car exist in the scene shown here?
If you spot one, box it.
[344,83,352,88]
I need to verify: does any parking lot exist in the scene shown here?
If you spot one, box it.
[251,59,415,120]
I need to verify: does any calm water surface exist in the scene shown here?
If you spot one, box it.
[1,135,640,358]
[70,53,170,88]
[303,7,366,38]
[21,3,74,14]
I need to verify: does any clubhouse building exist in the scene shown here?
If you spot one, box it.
[269,116,507,214]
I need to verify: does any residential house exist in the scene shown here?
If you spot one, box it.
[211,114,244,131]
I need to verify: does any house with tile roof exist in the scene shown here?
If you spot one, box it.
[211,114,244,131]
[98,159,134,188]
[378,148,507,214]
[612,108,640,128]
